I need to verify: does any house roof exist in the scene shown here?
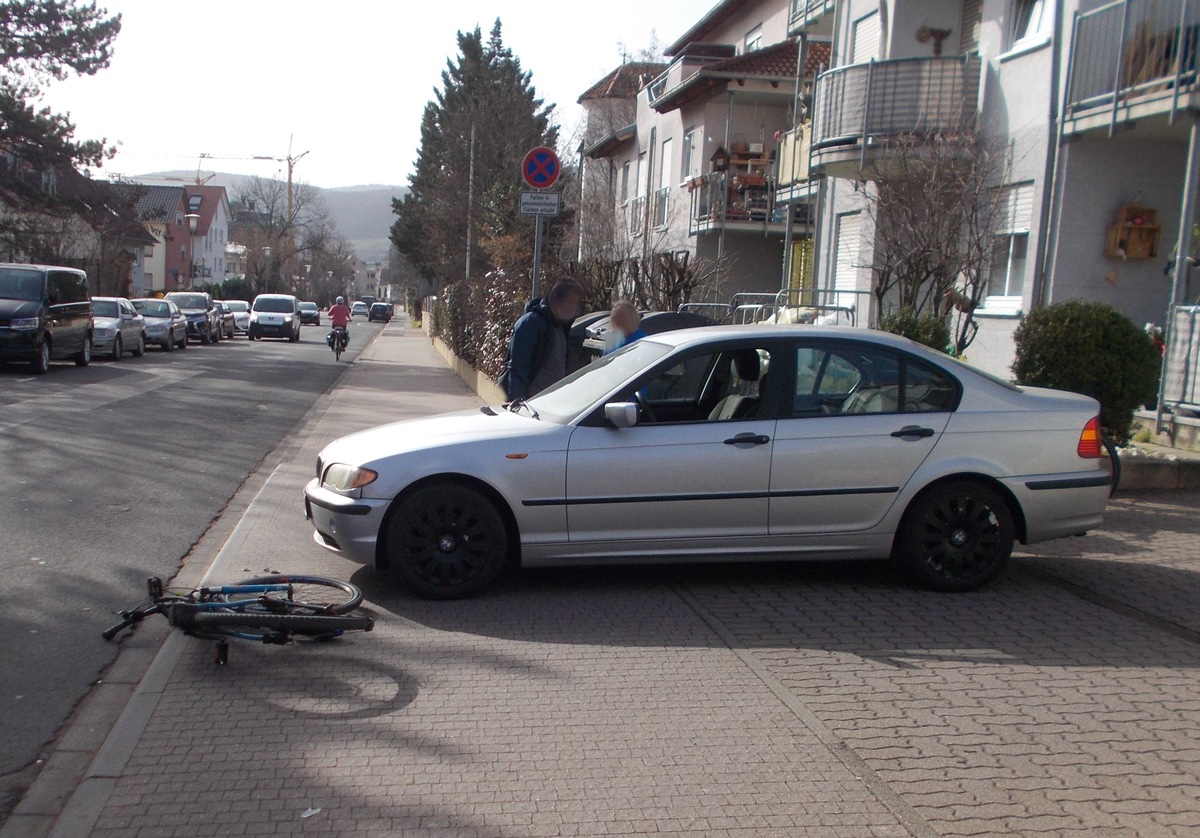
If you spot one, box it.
[650,40,832,114]
[578,61,668,103]
[664,0,751,57]
[133,184,186,224]
[183,184,228,237]
[57,172,157,246]
[583,123,638,159]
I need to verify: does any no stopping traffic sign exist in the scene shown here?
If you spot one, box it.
[522,146,560,189]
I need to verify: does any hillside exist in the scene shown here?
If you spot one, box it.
[135,171,406,263]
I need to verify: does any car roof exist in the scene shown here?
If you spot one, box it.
[91,296,127,302]
[255,293,296,300]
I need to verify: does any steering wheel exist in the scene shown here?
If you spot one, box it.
[632,391,657,423]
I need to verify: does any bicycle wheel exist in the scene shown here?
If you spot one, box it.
[225,575,364,615]
[167,605,373,635]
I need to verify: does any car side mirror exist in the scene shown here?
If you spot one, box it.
[605,402,639,429]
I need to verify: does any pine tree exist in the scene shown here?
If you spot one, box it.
[0,1,121,178]
[391,20,556,285]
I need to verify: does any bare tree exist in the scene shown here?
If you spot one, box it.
[854,131,1010,354]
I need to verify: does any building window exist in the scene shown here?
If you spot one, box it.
[681,127,696,183]
[188,194,202,212]
[620,161,631,205]
[654,138,673,229]
[985,183,1034,309]
[744,24,763,53]
[1011,0,1049,46]
[852,10,883,62]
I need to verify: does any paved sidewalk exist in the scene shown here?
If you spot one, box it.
[6,315,1200,837]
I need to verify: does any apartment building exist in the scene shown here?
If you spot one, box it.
[804,0,1198,376]
[579,0,830,302]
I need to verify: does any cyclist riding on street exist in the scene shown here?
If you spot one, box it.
[327,296,351,349]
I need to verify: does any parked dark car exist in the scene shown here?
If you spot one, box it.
[298,301,321,326]
[165,291,220,344]
[581,310,717,361]
[248,294,301,341]
[131,298,188,351]
[0,263,93,373]
[368,302,392,322]
[212,300,236,339]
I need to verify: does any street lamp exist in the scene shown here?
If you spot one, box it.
[185,214,200,286]
[261,246,272,293]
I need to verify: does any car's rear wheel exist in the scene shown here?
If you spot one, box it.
[30,339,50,374]
[385,484,509,599]
[110,335,122,361]
[895,481,1014,592]
[74,334,92,367]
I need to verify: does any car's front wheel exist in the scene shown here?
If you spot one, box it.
[895,481,1014,592]
[30,339,50,374]
[132,333,145,357]
[384,484,509,599]
[110,335,122,361]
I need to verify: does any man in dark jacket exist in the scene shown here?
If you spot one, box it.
[502,277,583,400]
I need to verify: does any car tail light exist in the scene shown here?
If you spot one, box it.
[1077,416,1103,458]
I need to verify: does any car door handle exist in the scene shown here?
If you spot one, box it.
[891,426,935,438]
[724,433,771,446]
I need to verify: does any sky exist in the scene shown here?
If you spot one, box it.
[38,1,708,190]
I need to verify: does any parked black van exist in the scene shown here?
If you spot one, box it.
[0,264,94,373]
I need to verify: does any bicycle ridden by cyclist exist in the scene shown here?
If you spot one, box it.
[327,296,351,349]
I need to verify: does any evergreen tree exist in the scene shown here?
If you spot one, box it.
[391,20,556,285]
[0,1,121,179]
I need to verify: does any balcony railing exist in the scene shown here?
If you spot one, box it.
[1064,0,1200,134]
[790,0,834,30]
[687,170,807,236]
[809,55,981,176]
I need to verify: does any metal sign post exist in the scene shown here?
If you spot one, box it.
[521,147,561,301]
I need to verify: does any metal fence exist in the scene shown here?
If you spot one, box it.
[810,55,982,153]
[1163,304,1200,410]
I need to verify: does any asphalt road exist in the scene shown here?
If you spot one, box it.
[0,318,381,795]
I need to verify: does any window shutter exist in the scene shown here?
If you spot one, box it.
[834,213,862,306]
[960,0,982,53]
[636,153,648,197]
[659,139,673,190]
[995,184,1034,233]
[852,11,882,63]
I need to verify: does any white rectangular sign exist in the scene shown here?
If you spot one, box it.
[519,191,561,217]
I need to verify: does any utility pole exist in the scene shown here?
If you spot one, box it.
[466,122,475,281]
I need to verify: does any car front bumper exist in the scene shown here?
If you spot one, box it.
[304,478,389,566]
[0,328,39,361]
[251,322,296,338]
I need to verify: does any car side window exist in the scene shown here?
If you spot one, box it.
[630,347,772,424]
[904,358,959,413]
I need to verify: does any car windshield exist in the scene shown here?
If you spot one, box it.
[225,300,248,312]
[525,339,673,423]
[92,300,118,317]
[133,300,169,317]
[254,297,295,313]
[168,294,208,309]
[0,267,43,301]
[299,302,317,311]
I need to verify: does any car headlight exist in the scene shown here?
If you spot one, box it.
[283,315,294,323]
[322,463,378,491]
[95,327,114,338]
[9,317,39,331]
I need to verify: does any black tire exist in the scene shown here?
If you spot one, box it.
[163,336,174,352]
[385,484,509,599]
[167,606,373,635]
[177,331,187,349]
[1102,434,1121,497]
[895,481,1015,592]
[111,334,122,361]
[226,575,364,615]
[200,329,210,345]
[133,333,145,357]
[74,334,92,367]
[30,339,50,374]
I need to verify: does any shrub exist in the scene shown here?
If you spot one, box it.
[876,307,951,352]
[1011,300,1159,445]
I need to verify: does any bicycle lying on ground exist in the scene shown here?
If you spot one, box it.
[104,575,374,664]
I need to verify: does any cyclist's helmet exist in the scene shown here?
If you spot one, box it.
[336,296,345,305]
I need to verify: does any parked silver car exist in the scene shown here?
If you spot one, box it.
[305,326,1112,599]
[130,298,188,351]
[91,297,145,360]
[224,299,250,333]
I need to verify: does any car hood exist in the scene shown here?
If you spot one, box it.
[178,307,207,315]
[319,407,550,466]
[0,298,41,321]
